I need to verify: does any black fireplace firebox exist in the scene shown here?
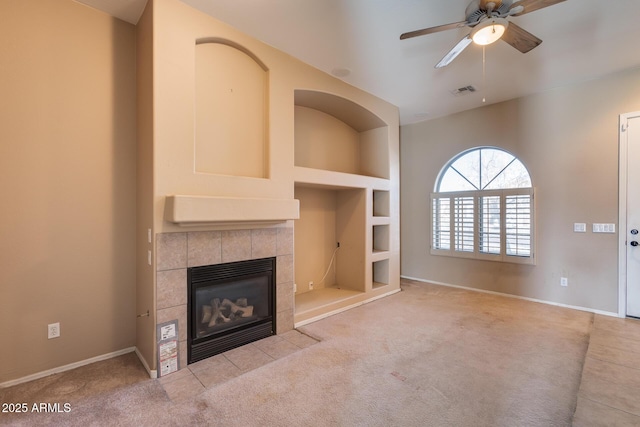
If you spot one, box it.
[187,257,276,364]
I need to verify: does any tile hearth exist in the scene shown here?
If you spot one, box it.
[159,330,318,402]
[156,224,295,375]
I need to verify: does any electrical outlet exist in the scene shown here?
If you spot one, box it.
[560,277,568,287]
[308,281,314,290]
[48,322,60,339]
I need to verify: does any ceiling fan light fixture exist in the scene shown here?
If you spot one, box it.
[471,18,509,45]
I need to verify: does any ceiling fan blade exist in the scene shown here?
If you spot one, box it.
[501,22,542,53]
[509,0,566,16]
[435,35,472,68]
[400,21,468,40]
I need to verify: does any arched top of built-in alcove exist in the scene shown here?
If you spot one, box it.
[194,38,269,179]
[294,90,387,132]
[294,89,390,179]
[196,37,268,71]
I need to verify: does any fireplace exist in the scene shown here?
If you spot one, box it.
[187,257,276,364]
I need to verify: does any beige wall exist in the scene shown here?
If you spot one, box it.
[150,0,399,235]
[295,106,361,174]
[401,67,640,313]
[136,0,156,374]
[194,42,268,178]
[1,0,399,382]
[138,0,399,368]
[152,0,295,232]
[0,0,137,384]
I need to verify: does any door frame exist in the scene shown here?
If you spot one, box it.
[618,111,640,317]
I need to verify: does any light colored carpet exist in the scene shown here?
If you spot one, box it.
[1,280,592,426]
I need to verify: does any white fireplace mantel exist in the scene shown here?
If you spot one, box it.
[164,195,300,226]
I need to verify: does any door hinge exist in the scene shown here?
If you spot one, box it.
[621,124,627,132]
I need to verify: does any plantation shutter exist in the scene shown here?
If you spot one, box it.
[505,191,533,257]
[431,189,534,264]
[454,196,474,252]
[432,197,451,250]
[479,195,501,254]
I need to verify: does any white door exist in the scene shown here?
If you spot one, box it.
[623,113,640,317]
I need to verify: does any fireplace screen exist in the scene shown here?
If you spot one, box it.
[188,257,275,363]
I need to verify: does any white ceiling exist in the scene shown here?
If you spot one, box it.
[77,0,640,125]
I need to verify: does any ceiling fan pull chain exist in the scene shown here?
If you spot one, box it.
[482,45,487,103]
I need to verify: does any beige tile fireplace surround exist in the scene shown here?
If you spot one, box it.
[156,226,295,373]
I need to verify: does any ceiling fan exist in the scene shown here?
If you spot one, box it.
[400,0,567,68]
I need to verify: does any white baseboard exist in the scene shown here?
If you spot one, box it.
[0,347,137,389]
[401,275,620,318]
[135,347,157,379]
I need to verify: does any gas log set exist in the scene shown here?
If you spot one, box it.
[201,297,255,327]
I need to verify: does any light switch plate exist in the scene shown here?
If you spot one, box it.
[574,223,586,233]
[593,223,616,233]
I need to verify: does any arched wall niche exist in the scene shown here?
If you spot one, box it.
[294,89,386,132]
[194,38,269,178]
[294,89,389,179]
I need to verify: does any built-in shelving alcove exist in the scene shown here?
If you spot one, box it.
[294,90,388,179]
[293,90,398,325]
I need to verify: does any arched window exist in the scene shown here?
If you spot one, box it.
[431,147,534,263]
